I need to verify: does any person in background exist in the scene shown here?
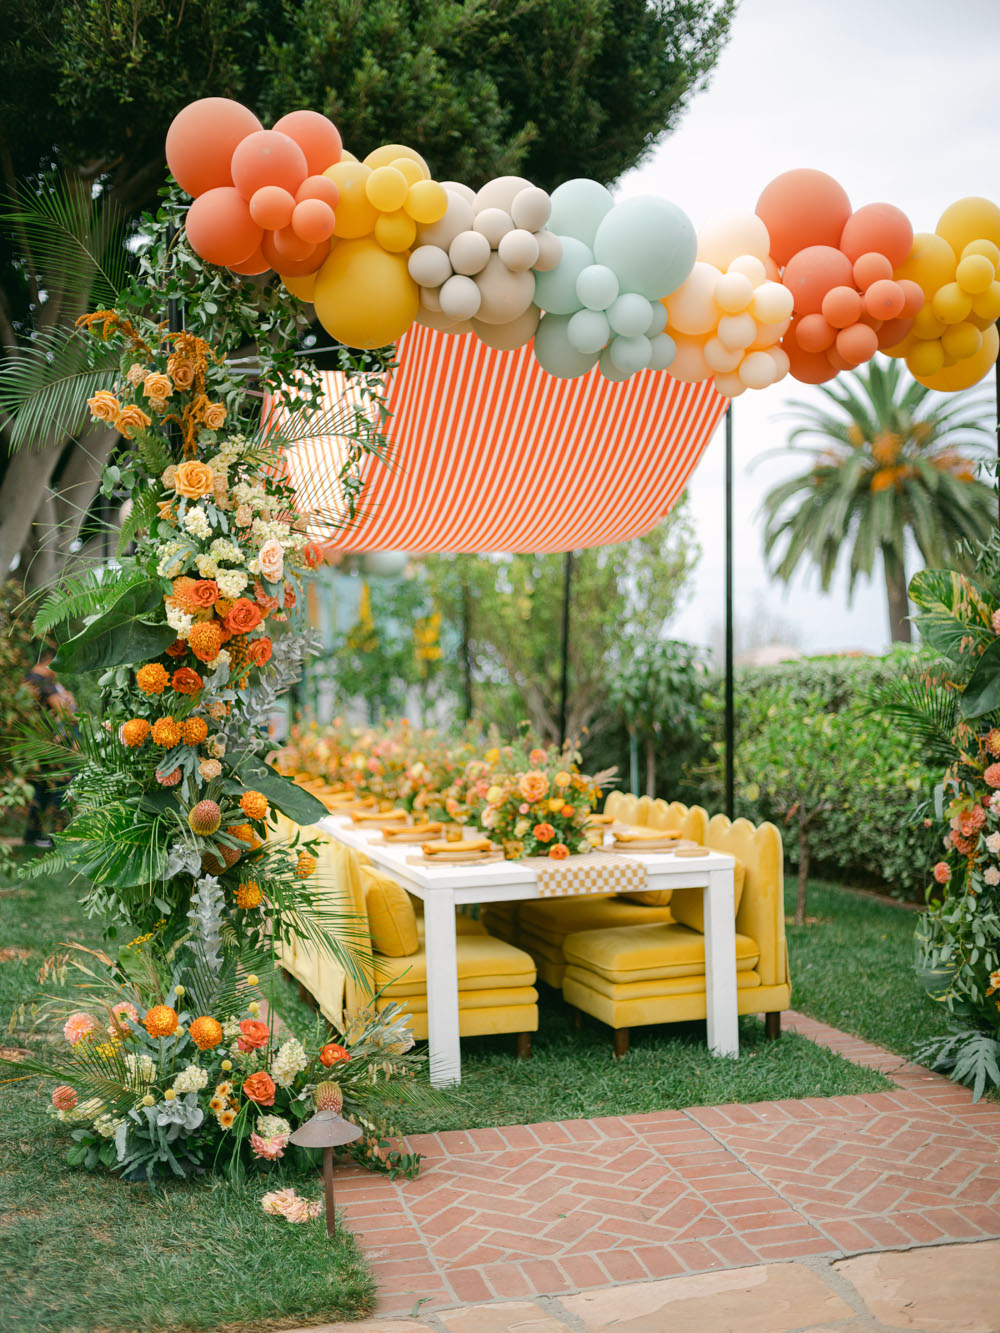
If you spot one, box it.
[22,653,76,849]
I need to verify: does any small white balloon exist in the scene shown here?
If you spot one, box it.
[567,308,610,354]
[533,230,563,272]
[610,333,652,373]
[648,332,677,370]
[704,337,743,372]
[440,273,482,320]
[751,281,794,324]
[714,271,754,314]
[498,228,540,272]
[716,312,757,351]
[475,175,532,213]
[417,191,474,249]
[608,292,654,337]
[576,264,619,311]
[510,185,551,232]
[449,230,491,276]
[408,244,452,288]
[727,254,768,286]
[474,207,514,248]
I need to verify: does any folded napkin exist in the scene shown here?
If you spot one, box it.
[422,836,493,856]
[614,826,682,843]
[585,812,615,826]
[351,807,407,824]
[383,821,444,840]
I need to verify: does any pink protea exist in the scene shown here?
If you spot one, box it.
[985,764,1000,789]
[63,1012,99,1046]
[157,767,182,787]
[51,1084,77,1111]
[313,1080,344,1112]
[933,862,952,884]
[250,1131,289,1161]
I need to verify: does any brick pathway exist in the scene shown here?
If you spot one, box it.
[330,1012,1000,1317]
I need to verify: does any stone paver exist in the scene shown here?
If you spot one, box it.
[834,1238,1000,1331]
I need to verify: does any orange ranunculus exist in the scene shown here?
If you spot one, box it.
[201,401,227,430]
[173,460,215,499]
[319,1043,351,1067]
[224,598,263,636]
[237,1019,270,1052]
[532,822,556,843]
[115,404,152,439]
[519,771,549,803]
[171,667,203,696]
[87,391,120,423]
[247,636,272,666]
[188,621,223,663]
[548,843,570,860]
[242,1071,276,1106]
[529,748,548,766]
[143,372,173,405]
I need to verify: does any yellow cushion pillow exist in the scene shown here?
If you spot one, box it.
[617,889,673,907]
[365,876,419,957]
[668,857,746,933]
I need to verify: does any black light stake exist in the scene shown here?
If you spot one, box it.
[557,549,574,747]
[724,404,735,822]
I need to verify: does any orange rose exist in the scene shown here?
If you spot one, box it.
[173,460,215,499]
[201,401,226,429]
[224,598,263,635]
[168,355,195,389]
[247,637,272,666]
[189,579,219,608]
[320,1043,351,1067]
[115,404,152,439]
[87,391,120,423]
[142,372,173,406]
[242,1071,276,1106]
[548,843,570,860]
[532,822,555,843]
[519,771,549,803]
[165,639,188,658]
[157,499,176,522]
[258,539,284,583]
[237,1019,270,1052]
[171,667,203,695]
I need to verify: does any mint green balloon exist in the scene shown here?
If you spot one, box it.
[533,235,593,315]
[594,196,696,300]
[609,333,651,374]
[608,293,653,337]
[567,308,610,354]
[548,178,615,247]
[534,313,600,379]
[648,332,677,370]
[576,264,619,311]
[598,344,632,383]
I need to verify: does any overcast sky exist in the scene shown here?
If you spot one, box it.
[616,0,1000,658]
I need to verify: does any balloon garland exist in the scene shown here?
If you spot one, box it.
[167,98,1000,394]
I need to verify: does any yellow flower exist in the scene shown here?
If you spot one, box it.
[219,1109,236,1129]
[164,1088,177,1101]
[486,786,503,804]
[141,1094,155,1107]
[247,974,259,987]
[174,985,185,998]
[548,797,564,813]
[485,747,500,764]
[247,1001,260,1015]
[220,1059,233,1072]
[554,771,572,788]
[209,1096,224,1113]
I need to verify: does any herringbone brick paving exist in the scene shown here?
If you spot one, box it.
[333,1011,1000,1315]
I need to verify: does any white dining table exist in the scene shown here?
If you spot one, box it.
[319,814,740,1086]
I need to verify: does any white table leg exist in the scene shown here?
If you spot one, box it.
[703,867,739,1058]
[423,888,462,1086]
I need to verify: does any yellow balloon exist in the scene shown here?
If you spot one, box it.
[340,149,358,162]
[962,239,1000,267]
[366,165,409,213]
[363,143,430,178]
[281,271,318,302]
[931,281,973,326]
[956,253,995,295]
[941,321,982,362]
[906,339,945,378]
[972,281,1000,323]
[881,330,916,359]
[323,161,378,238]
[392,157,424,187]
[936,196,1000,255]
[374,209,417,253]
[912,303,946,340]
[312,237,418,349]
[894,232,955,297]
[403,179,448,225]
[913,322,999,391]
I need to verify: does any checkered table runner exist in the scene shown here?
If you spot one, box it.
[526,852,647,897]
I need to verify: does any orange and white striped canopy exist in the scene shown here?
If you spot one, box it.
[283,323,727,554]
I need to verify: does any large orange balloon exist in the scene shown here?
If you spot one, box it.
[231,131,308,200]
[755,170,852,267]
[312,238,418,348]
[228,245,271,276]
[782,246,853,315]
[271,110,342,175]
[165,98,261,198]
[840,203,913,268]
[912,322,999,391]
[185,187,262,266]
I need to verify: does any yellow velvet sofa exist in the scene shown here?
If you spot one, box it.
[560,814,791,1055]
[274,822,539,1053]
[483,800,709,988]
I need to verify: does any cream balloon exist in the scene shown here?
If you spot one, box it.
[727,255,768,285]
[738,350,779,389]
[510,186,551,232]
[416,304,471,334]
[751,282,794,324]
[439,274,482,320]
[475,176,532,213]
[474,208,514,248]
[714,271,754,313]
[474,253,535,324]
[408,245,452,288]
[664,262,720,335]
[420,284,443,312]
[439,180,477,206]
[716,312,756,351]
[698,211,771,268]
[533,231,563,272]
[449,230,491,276]
[472,304,540,350]
[749,316,792,350]
[498,228,540,272]
[416,190,474,249]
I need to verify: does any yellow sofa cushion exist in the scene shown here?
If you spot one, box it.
[618,888,673,906]
[364,873,419,957]
[519,894,674,942]
[375,933,537,996]
[562,921,760,983]
[668,857,746,934]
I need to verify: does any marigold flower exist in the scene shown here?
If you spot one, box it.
[120,719,150,748]
[151,717,181,748]
[115,404,153,439]
[240,790,269,820]
[136,663,170,695]
[228,823,254,844]
[181,716,208,745]
[532,822,556,843]
[189,1016,223,1050]
[548,842,570,860]
[169,577,203,614]
[235,880,262,909]
[87,390,120,423]
[172,460,215,499]
[171,667,203,696]
[243,1071,276,1106]
[248,636,273,667]
[224,598,264,636]
[561,804,575,817]
[295,852,317,879]
[143,1005,179,1038]
[188,621,223,663]
[932,861,952,884]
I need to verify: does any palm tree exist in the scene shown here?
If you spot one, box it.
[759,357,995,642]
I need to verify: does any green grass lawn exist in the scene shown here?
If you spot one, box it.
[0,857,375,1333]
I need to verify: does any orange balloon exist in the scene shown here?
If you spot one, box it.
[261,233,329,276]
[755,170,852,267]
[185,187,262,266]
[840,203,913,268]
[165,98,261,198]
[898,279,924,318]
[864,279,905,321]
[270,225,315,263]
[292,198,336,244]
[296,175,340,209]
[782,331,838,384]
[821,285,862,328]
[782,245,853,315]
[271,110,342,175]
[231,131,308,200]
[836,322,879,367]
[796,313,836,352]
[852,251,892,290]
[876,316,914,350]
[228,245,271,276]
[249,185,295,231]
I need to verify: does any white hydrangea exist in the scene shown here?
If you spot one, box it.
[208,649,231,672]
[252,519,289,543]
[183,506,212,539]
[216,568,249,599]
[166,603,194,636]
[222,1018,241,1040]
[257,1114,291,1138]
[209,538,243,564]
[157,541,188,578]
[172,1063,209,1093]
[124,1052,156,1086]
[270,1037,308,1087]
[195,554,219,579]
[231,481,255,505]
[94,1112,125,1138]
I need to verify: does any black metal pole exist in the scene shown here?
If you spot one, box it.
[460,580,473,722]
[724,405,735,822]
[557,550,574,747]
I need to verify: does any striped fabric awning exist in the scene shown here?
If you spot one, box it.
[283,323,727,554]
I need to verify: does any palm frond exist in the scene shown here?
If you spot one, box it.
[864,672,962,768]
[116,490,162,556]
[0,325,119,452]
[31,560,146,635]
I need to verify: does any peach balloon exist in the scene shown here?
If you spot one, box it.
[796,313,836,353]
[271,225,315,263]
[292,198,336,244]
[836,323,878,367]
[782,245,853,315]
[271,110,342,175]
[324,161,378,237]
[782,334,838,384]
[755,170,852,267]
[821,285,862,329]
[665,333,712,383]
[697,211,771,268]
[898,280,924,318]
[296,175,340,209]
[185,187,262,266]
[231,130,308,200]
[852,252,893,290]
[840,203,913,268]
[663,262,719,335]
[228,245,271,276]
[165,98,261,198]
[864,279,905,321]
[249,185,296,231]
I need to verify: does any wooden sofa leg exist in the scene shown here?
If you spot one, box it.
[613,1028,630,1059]
[516,1032,532,1060]
[572,1008,583,1032]
[765,1011,781,1040]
